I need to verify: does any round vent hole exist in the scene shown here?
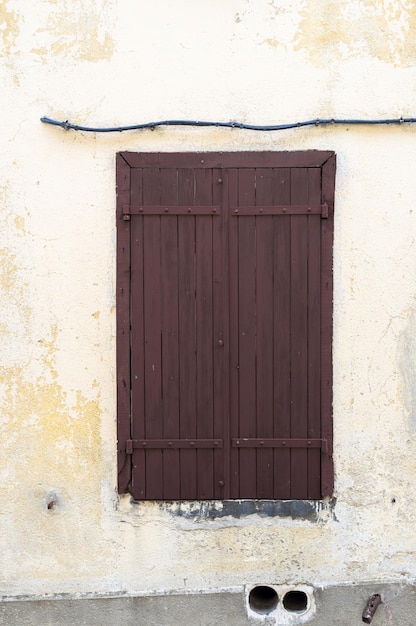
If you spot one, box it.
[248,586,279,614]
[282,590,308,613]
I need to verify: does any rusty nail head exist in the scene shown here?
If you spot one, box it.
[218,480,224,486]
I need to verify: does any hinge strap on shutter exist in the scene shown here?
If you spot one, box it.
[230,204,325,216]
[321,202,329,218]
[232,438,328,453]
[126,438,223,453]
[123,205,220,218]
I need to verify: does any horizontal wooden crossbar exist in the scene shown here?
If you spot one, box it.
[126,439,223,453]
[232,438,327,452]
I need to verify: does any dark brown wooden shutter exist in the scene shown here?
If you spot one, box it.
[117,152,335,500]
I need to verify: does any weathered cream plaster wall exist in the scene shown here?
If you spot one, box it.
[1,0,416,600]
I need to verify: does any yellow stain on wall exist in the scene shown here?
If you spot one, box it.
[1,324,103,486]
[0,0,20,56]
[0,244,103,492]
[0,247,31,340]
[0,317,108,579]
[260,37,280,49]
[34,1,115,62]
[13,215,26,236]
[0,247,33,331]
[0,248,18,293]
[295,1,416,67]
[0,247,103,489]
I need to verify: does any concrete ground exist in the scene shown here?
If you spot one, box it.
[0,583,414,625]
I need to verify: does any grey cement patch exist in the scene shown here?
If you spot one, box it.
[1,583,415,625]
[152,497,338,521]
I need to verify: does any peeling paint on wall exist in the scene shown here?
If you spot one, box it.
[295,1,416,67]
[0,0,21,56]
[0,246,32,355]
[0,248,18,294]
[33,0,115,62]
[0,324,103,481]
[0,322,107,580]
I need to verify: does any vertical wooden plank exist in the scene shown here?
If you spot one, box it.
[321,154,336,496]
[195,168,214,499]
[237,168,257,499]
[219,168,230,500]
[142,168,163,499]
[178,168,197,498]
[130,167,146,499]
[273,167,291,499]
[160,168,180,499]
[228,169,240,498]
[116,154,132,493]
[255,168,274,499]
[212,168,226,499]
[307,167,322,499]
[290,168,309,499]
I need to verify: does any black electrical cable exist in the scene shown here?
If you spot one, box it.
[40,115,416,133]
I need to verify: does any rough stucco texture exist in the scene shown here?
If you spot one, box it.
[1,0,416,605]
